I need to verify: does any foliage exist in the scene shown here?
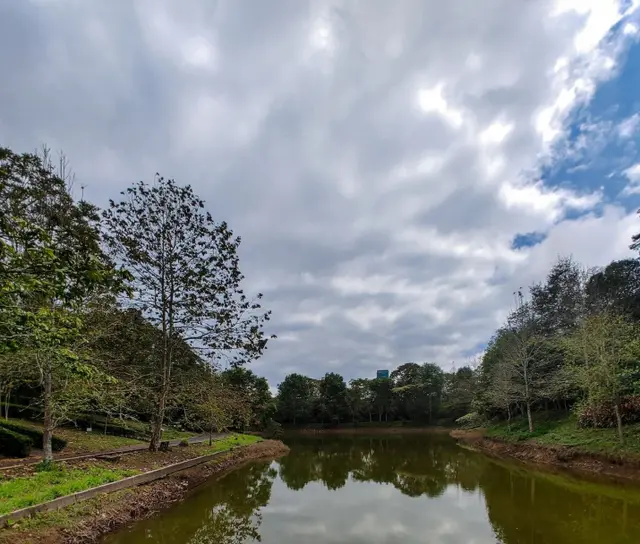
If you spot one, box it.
[263,419,283,439]
[455,412,485,429]
[0,420,66,451]
[0,426,32,457]
[102,176,273,450]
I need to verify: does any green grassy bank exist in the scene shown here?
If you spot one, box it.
[485,414,640,457]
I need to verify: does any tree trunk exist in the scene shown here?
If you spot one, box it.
[209,422,213,446]
[614,403,625,445]
[149,391,167,452]
[42,363,54,462]
[526,401,534,433]
[428,395,432,424]
[507,404,512,430]
[3,389,10,420]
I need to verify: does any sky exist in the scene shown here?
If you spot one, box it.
[1,1,640,391]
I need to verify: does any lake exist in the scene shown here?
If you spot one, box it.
[104,433,640,543]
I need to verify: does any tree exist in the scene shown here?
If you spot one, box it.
[347,378,374,422]
[564,312,640,444]
[501,299,547,433]
[530,256,585,337]
[103,177,273,450]
[370,377,393,422]
[222,367,274,429]
[277,373,314,425]
[194,372,251,444]
[318,372,348,424]
[0,147,126,459]
[586,259,640,321]
[420,363,445,423]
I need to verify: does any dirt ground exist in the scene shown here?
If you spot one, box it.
[0,440,289,544]
[450,429,640,483]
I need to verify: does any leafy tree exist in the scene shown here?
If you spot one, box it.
[586,259,640,321]
[317,372,348,424]
[563,312,640,443]
[0,148,125,459]
[276,373,315,425]
[103,176,273,450]
[222,367,274,429]
[370,377,393,422]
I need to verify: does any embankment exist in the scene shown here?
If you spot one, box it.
[451,429,640,483]
[0,439,289,544]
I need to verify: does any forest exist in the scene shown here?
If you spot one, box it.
[0,147,275,459]
[274,256,640,443]
[3,143,640,461]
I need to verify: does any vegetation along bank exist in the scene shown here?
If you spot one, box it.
[0,437,289,544]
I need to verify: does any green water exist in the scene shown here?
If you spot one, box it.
[104,434,640,543]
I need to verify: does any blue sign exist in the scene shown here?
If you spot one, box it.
[376,369,389,379]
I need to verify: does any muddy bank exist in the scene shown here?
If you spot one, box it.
[0,440,289,544]
[451,429,640,483]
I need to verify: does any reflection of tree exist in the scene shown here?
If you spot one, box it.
[480,463,640,544]
[278,435,486,499]
[186,463,276,544]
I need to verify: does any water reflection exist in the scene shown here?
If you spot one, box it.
[105,434,640,544]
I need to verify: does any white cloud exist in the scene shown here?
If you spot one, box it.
[0,0,637,387]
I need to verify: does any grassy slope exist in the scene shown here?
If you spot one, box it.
[0,433,261,517]
[1,419,198,457]
[0,467,140,515]
[485,414,640,457]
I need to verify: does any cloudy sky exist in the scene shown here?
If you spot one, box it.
[2,0,640,389]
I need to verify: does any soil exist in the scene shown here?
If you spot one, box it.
[0,440,289,544]
[450,429,640,483]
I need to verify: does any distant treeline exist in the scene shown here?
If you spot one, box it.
[275,253,640,440]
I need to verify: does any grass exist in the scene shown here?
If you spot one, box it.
[0,465,139,515]
[485,413,640,456]
[1,419,199,457]
[197,433,262,455]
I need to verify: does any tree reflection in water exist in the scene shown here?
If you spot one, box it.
[106,435,640,544]
[278,434,487,498]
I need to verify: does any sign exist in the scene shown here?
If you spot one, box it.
[376,369,389,379]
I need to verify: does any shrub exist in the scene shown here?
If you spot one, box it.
[0,427,32,458]
[34,459,57,472]
[263,419,284,439]
[0,421,67,452]
[455,412,485,429]
[179,439,189,447]
[576,397,640,428]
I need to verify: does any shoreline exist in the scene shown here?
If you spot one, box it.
[0,440,289,544]
[285,426,452,435]
[450,429,640,484]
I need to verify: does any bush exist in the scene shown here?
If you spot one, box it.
[0,427,32,458]
[0,421,67,452]
[576,397,640,428]
[455,412,485,429]
[263,419,284,439]
[178,439,189,447]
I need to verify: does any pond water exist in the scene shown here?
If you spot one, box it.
[105,434,640,543]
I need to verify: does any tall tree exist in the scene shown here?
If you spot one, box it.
[277,373,315,425]
[318,372,348,424]
[0,148,125,459]
[563,312,640,444]
[103,176,273,450]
